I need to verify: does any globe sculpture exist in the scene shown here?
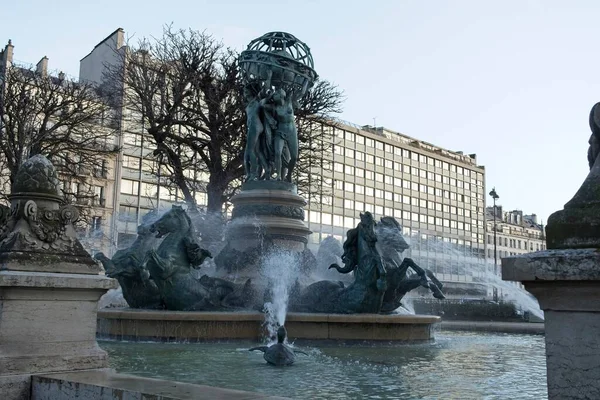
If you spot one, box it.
[238,32,318,93]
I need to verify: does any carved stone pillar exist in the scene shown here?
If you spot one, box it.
[502,103,600,400]
[0,155,117,400]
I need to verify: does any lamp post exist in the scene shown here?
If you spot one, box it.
[489,187,500,301]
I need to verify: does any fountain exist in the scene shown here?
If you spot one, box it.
[97,31,444,343]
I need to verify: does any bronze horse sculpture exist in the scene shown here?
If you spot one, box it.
[145,205,254,311]
[376,217,445,313]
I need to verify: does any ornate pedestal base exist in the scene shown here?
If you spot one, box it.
[0,270,116,399]
[502,249,600,400]
[215,181,311,280]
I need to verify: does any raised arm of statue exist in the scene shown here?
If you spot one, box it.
[291,79,309,110]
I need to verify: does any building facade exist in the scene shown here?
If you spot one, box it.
[485,206,546,260]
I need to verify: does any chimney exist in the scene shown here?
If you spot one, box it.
[530,214,538,224]
[0,39,14,71]
[36,56,48,77]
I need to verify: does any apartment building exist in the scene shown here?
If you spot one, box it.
[0,40,118,255]
[485,206,546,260]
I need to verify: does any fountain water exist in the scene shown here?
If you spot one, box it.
[261,249,301,343]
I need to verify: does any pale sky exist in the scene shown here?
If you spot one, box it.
[3,0,598,223]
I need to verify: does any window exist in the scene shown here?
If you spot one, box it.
[334,146,344,156]
[355,185,364,194]
[356,168,365,178]
[375,189,383,198]
[366,187,374,197]
[123,155,140,169]
[141,183,157,198]
[394,177,402,187]
[355,201,364,211]
[309,211,321,223]
[384,175,393,185]
[344,199,354,209]
[356,135,365,145]
[346,149,355,159]
[385,160,393,169]
[375,157,384,166]
[375,141,384,150]
[322,213,332,225]
[334,163,344,172]
[120,179,139,195]
[366,138,374,147]
[385,144,393,153]
[333,215,343,227]
[91,216,102,232]
[375,205,384,215]
[356,151,365,161]
[365,170,374,180]
[119,205,138,222]
[345,165,354,175]
[375,173,384,182]
[345,182,354,192]
[345,131,355,141]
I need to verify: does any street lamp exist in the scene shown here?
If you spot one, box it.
[489,187,500,272]
[489,187,500,302]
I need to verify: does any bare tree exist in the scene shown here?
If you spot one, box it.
[105,25,343,215]
[0,64,119,217]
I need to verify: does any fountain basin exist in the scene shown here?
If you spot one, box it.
[97,309,440,342]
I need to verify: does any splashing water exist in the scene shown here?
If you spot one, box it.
[261,249,301,343]
[372,229,544,319]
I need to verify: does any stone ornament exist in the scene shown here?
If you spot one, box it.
[546,102,600,249]
[0,155,98,273]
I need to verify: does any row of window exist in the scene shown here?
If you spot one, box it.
[487,235,545,251]
[333,129,481,179]
[332,173,483,203]
[340,197,476,218]
[332,163,482,191]
[307,210,475,232]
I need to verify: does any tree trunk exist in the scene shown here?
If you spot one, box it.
[206,174,226,215]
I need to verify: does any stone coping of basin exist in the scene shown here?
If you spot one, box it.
[33,370,288,400]
[0,270,117,289]
[502,248,600,281]
[98,309,441,324]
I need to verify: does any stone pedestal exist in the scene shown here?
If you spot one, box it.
[0,270,116,398]
[214,181,311,280]
[502,249,600,400]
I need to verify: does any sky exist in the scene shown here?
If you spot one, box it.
[2,0,598,223]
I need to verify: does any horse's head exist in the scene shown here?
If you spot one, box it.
[149,205,191,238]
[376,216,410,253]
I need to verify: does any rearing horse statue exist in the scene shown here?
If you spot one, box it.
[292,212,388,313]
[145,205,254,311]
[376,216,445,313]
